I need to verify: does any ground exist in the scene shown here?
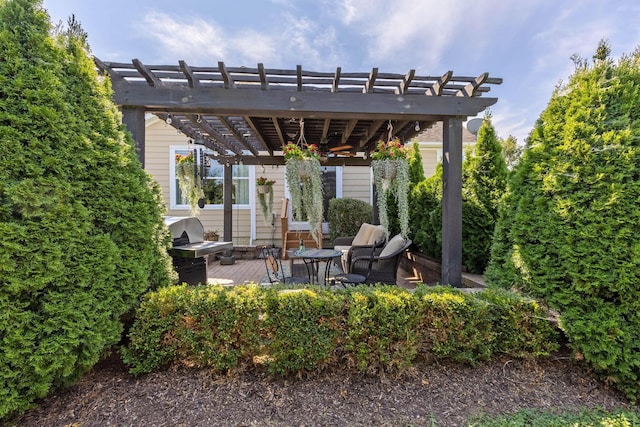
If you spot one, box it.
[9,346,636,427]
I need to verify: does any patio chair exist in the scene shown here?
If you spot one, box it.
[348,235,412,285]
[333,223,387,271]
[261,246,309,285]
[333,244,377,286]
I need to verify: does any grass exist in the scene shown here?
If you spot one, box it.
[467,408,640,426]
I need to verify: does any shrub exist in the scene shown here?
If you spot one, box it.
[344,286,422,372]
[0,0,173,418]
[327,198,373,242]
[486,41,640,400]
[123,284,559,377]
[122,285,264,374]
[263,288,344,374]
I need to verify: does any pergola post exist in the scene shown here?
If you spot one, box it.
[121,107,146,167]
[441,117,463,287]
[223,161,233,242]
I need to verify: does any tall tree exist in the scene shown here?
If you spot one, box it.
[0,0,173,418]
[486,40,640,400]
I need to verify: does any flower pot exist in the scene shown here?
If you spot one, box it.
[297,159,314,178]
[257,184,272,194]
[382,162,397,179]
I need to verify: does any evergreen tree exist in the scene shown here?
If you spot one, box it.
[499,135,522,170]
[0,0,173,418]
[486,41,640,400]
[464,113,508,216]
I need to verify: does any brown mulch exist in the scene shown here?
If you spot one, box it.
[8,348,636,427]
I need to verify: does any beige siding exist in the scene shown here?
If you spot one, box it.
[341,167,372,202]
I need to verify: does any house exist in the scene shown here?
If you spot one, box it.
[144,115,477,249]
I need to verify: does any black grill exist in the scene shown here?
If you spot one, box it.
[171,231,207,285]
[164,217,233,286]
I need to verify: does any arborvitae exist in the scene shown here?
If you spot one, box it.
[486,41,640,400]
[0,0,173,418]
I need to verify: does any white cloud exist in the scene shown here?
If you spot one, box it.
[142,12,229,63]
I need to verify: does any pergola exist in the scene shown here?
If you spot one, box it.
[95,59,502,286]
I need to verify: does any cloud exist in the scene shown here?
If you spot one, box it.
[141,10,344,68]
[142,12,229,63]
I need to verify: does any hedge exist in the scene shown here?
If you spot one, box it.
[123,284,559,376]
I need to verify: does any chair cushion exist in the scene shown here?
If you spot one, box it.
[380,234,405,257]
[352,223,375,246]
[367,225,387,245]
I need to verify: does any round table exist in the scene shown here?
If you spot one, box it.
[294,248,342,285]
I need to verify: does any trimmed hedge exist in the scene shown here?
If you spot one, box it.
[123,284,559,376]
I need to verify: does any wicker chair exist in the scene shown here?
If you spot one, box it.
[333,223,386,271]
[348,236,412,285]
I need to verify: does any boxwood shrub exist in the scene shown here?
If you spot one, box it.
[123,284,559,377]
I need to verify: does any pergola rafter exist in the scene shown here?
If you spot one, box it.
[97,58,502,286]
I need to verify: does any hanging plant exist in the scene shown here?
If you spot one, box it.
[256,176,276,224]
[283,141,324,246]
[371,138,410,239]
[175,151,204,215]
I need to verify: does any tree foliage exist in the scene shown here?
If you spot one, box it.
[486,40,640,400]
[0,0,173,418]
[411,117,507,274]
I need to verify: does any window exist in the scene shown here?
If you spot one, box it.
[172,147,249,208]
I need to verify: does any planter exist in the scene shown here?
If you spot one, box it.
[257,184,272,195]
[401,250,483,288]
[381,162,397,179]
[297,159,314,178]
[401,250,441,285]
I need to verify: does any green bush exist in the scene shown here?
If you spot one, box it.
[409,117,507,275]
[122,285,264,374]
[409,170,442,259]
[486,41,640,400]
[123,284,559,377]
[263,288,344,374]
[327,197,373,242]
[344,286,421,372]
[0,0,173,418]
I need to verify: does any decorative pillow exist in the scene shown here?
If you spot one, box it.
[380,234,405,257]
[352,223,374,246]
[367,225,387,246]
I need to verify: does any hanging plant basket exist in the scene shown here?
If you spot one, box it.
[285,156,323,246]
[176,152,204,216]
[372,158,410,239]
[256,178,276,225]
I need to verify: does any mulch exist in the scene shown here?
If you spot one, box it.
[8,345,637,427]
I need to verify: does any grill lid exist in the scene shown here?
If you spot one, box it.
[164,216,204,243]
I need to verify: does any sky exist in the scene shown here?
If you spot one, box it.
[42,0,640,144]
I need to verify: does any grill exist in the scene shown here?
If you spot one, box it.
[164,216,233,285]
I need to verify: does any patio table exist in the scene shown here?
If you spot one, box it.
[295,248,342,285]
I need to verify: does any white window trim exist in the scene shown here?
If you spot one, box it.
[169,146,251,211]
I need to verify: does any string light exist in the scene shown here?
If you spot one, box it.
[166,114,172,125]
[415,121,420,131]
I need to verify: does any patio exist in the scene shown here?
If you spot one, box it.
[205,254,485,289]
